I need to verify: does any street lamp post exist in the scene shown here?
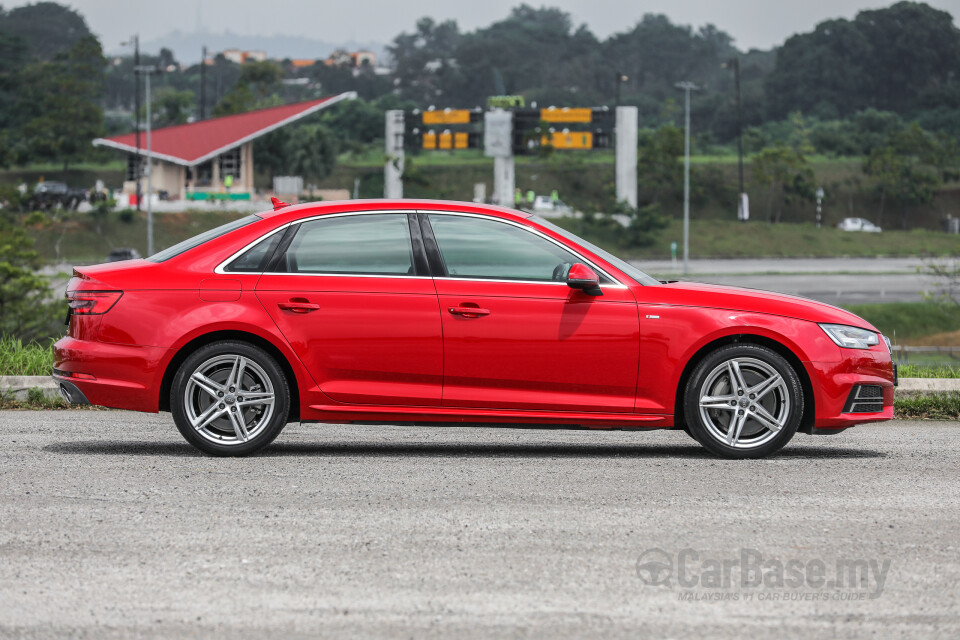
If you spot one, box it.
[675,81,698,276]
[122,35,142,211]
[134,64,159,255]
[729,57,746,222]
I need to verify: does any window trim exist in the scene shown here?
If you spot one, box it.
[214,210,429,278]
[417,210,626,288]
[214,209,626,288]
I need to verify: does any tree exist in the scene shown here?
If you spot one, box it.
[152,88,195,127]
[0,220,66,341]
[14,35,106,169]
[254,124,339,182]
[863,123,942,228]
[637,125,683,205]
[213,60,284,116]
[0,2,92,60]
[752,146,815,223]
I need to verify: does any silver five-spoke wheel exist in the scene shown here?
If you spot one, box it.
[684,344,803,458]
[185,354,276,445]
[698,356,789,449]
[171,341,290,456]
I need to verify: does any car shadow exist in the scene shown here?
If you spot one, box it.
[43,440,886,460]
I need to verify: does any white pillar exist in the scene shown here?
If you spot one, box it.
[384,110,404,199]
[493,156,515,208]
[615,106,638,209]
[484,110,514,207]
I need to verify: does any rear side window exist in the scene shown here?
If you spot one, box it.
[224,231,284,272]
[149,215,259,262]
[279,214,414,275]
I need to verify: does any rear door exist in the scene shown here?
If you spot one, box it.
[255,211,443,406]
[422,212,640,413]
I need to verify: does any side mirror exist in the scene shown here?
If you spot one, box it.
[566,263,602,296]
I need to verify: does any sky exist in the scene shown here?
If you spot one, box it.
[17,0,960,56]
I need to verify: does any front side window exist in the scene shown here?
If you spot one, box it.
[427,214,583,282]
[280,213,414,275]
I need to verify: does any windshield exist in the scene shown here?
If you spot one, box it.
[532,216,660,286]
[149,215,260,262]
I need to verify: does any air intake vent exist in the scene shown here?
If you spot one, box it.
[843,385,884,413]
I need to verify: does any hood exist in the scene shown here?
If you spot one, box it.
[651,281,879,332]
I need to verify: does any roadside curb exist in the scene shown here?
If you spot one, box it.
[1,376,59,401]
[3,376,960,403]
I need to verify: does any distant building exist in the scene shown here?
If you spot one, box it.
[203,49,268,65]
[323,49,377,68]
[92,93,356,201]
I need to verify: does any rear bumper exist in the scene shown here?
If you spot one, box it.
[53,336,168,412]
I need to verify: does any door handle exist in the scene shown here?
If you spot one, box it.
[448,306,490,318]
[278,300,320,313]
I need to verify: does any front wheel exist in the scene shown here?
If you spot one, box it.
[683,344,804,458]
[171,341,290,456]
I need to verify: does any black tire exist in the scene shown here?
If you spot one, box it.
[683,344,803,459]
[171,340,290,456]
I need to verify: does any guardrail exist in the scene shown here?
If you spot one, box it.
[891,345,960,365]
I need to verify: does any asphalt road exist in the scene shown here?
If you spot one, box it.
[2,412,959,638]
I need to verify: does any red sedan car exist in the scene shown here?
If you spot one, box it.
[53,199,895,458]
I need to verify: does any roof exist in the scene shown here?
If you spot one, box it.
[93,91,356,167]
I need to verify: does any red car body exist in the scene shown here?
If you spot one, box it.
[53,199,895,455]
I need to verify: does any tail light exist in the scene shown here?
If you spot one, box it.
[66,290,123,315]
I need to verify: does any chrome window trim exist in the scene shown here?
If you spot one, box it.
[213,210,415,275]
[418,209,627,289]
[214,208,627,289]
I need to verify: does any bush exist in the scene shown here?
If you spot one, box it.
[117,208,136,223]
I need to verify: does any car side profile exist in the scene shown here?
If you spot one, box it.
[53,199,895,458]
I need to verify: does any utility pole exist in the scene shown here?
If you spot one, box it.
[199,46,207,120]
[133,35,142,211]
[675,81,698,276]
[135,65,159,255]
[728,57,746,222]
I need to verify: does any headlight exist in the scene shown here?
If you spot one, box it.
[819,324,880,349]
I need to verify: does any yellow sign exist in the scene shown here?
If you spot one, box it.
[423,131,469,150]
[422,109,471,125]
[542,131,593,149]
[540,107,592,123]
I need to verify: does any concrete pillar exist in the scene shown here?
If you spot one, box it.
[493,157,515,208]
[484,110,514,207]
[615,106,638,209]
[384,110,404,199]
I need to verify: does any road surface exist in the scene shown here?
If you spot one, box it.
[1,411,958,638]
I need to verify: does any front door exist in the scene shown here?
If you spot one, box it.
[256,212,443,406]
[423,212,640,413]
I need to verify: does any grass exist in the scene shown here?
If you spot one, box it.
[898,364,960,378]
[844,303,960,343]
[560,218,960,260]
[894,392,960,419]
[0,337,54,376]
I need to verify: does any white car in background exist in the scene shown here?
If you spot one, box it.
[530,195,573,217]
[838,217,882,232]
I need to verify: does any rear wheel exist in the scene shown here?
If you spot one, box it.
[683,344,803,458]
[171,341,290,456]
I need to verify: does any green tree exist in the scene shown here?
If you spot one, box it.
[863,123,942,228]
[14,35,106,169]
[254,124,339,182]
[752,146,815,223]
[151,88,195,127]
[0,220,66,341]
[213,60,284,116]
[0,2,92,60]
[637,125,683,204]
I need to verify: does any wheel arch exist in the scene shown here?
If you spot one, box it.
[158,330,300,422]
[673,334,815,435]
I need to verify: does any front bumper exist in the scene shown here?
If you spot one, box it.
[804,346,896,432]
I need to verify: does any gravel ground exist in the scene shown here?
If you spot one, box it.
[1,411,959,639]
